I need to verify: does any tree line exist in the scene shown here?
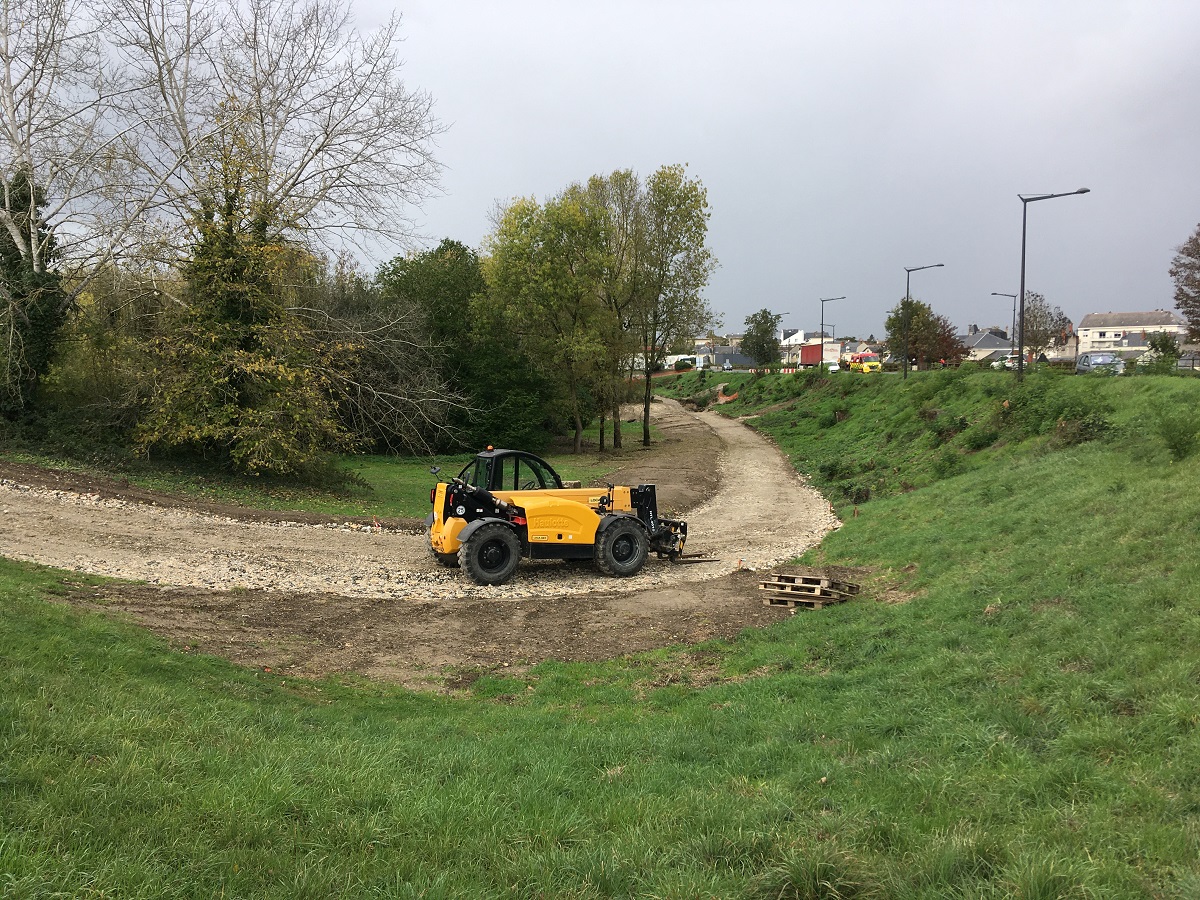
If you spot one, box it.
[736,290,1072,372]
[0,0,715,476]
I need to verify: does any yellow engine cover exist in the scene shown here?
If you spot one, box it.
[429,484,633,555]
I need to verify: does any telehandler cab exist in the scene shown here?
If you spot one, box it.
[426,447,687,586]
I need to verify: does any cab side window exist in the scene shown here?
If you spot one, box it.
[459,458,487,488]
[498,455,519,491]
[518,457,558,490]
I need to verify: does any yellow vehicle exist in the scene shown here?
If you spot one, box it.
[847,351,882,373]
[427,448,688,585]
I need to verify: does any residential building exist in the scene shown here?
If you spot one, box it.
[958,326,1012,363]
[780,329,808,364]
[1076,310,1187,355]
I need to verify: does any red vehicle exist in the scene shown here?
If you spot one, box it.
[799,344,823,366]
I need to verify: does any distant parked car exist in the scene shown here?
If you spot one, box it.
[991,353,1019,370]
[722,361,733,371]
[1076,352,1125,375]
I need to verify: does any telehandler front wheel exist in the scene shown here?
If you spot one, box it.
[460,523,521,586]
[596,519,649,577]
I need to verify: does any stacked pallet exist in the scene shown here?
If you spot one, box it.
[759,572,860,610]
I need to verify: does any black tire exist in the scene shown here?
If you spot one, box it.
[426,525,460,568]
[459,522,521,586]
[595,518,649,577]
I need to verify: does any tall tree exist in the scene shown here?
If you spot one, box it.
[132,126,447,473]
[634,164,717,446]
[742,309,783,366]
[109,0,443,261]
[378,239,551,451]
[0,0,444,422]
[1020,291,1072,358]
[485,190,612,454]
[585,169,643,451]
[1170,222,1200,339]
[136,181,353,475]
[0,173,68,414]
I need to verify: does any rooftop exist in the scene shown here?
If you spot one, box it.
[1077,310,1186,329]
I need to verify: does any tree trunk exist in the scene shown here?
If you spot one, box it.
[573,409,584,454]
[598,412,606,452]
[612,400,623,449]
[642,367,653,447]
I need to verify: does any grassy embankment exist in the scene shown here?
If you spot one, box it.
[3,367,1200,897]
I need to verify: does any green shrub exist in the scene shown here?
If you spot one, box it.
[1148,401,1200,461]
[932,447,964,477]
[960,426,1000,452]
[930,413,968,443]
[1052,412,1111,447]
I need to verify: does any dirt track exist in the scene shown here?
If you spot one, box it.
[0,400,841,689]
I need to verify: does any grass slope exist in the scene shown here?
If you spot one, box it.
[3,368,1200,897]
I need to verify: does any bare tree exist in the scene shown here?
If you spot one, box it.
[110,0,443,259]
[0,0,444,417]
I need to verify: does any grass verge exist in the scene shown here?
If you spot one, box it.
[3,368,1200,896]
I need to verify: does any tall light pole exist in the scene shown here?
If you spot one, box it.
[902,264,944,379]
[1017,188,1090,380]
[991,292,1018,357]
[819,296,844,369]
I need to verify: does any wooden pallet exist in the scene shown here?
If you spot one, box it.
[759,573,860,610]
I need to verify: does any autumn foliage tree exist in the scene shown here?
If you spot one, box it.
[482,166,716,453]
[885,298,967,370]
[1170,222,1200,339]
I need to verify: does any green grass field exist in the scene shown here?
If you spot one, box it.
[3,368,1199,897]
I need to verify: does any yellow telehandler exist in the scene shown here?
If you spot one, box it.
[426,447,687,586]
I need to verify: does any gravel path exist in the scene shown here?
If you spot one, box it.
[0,400,838,602]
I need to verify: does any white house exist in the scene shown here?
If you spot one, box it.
[1076,310,1187,354]
[957,326,1012,363]
[780,329,808,364]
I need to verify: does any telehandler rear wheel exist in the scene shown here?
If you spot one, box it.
[460,522,521,586]
[596,519,649,577]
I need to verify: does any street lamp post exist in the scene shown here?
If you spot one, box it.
[902,264,944,379]
[1017,188,1090,380]
[991,292,1018,357]
[819,296,845,369]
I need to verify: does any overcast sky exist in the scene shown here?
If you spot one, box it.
[359,0,1200,340]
